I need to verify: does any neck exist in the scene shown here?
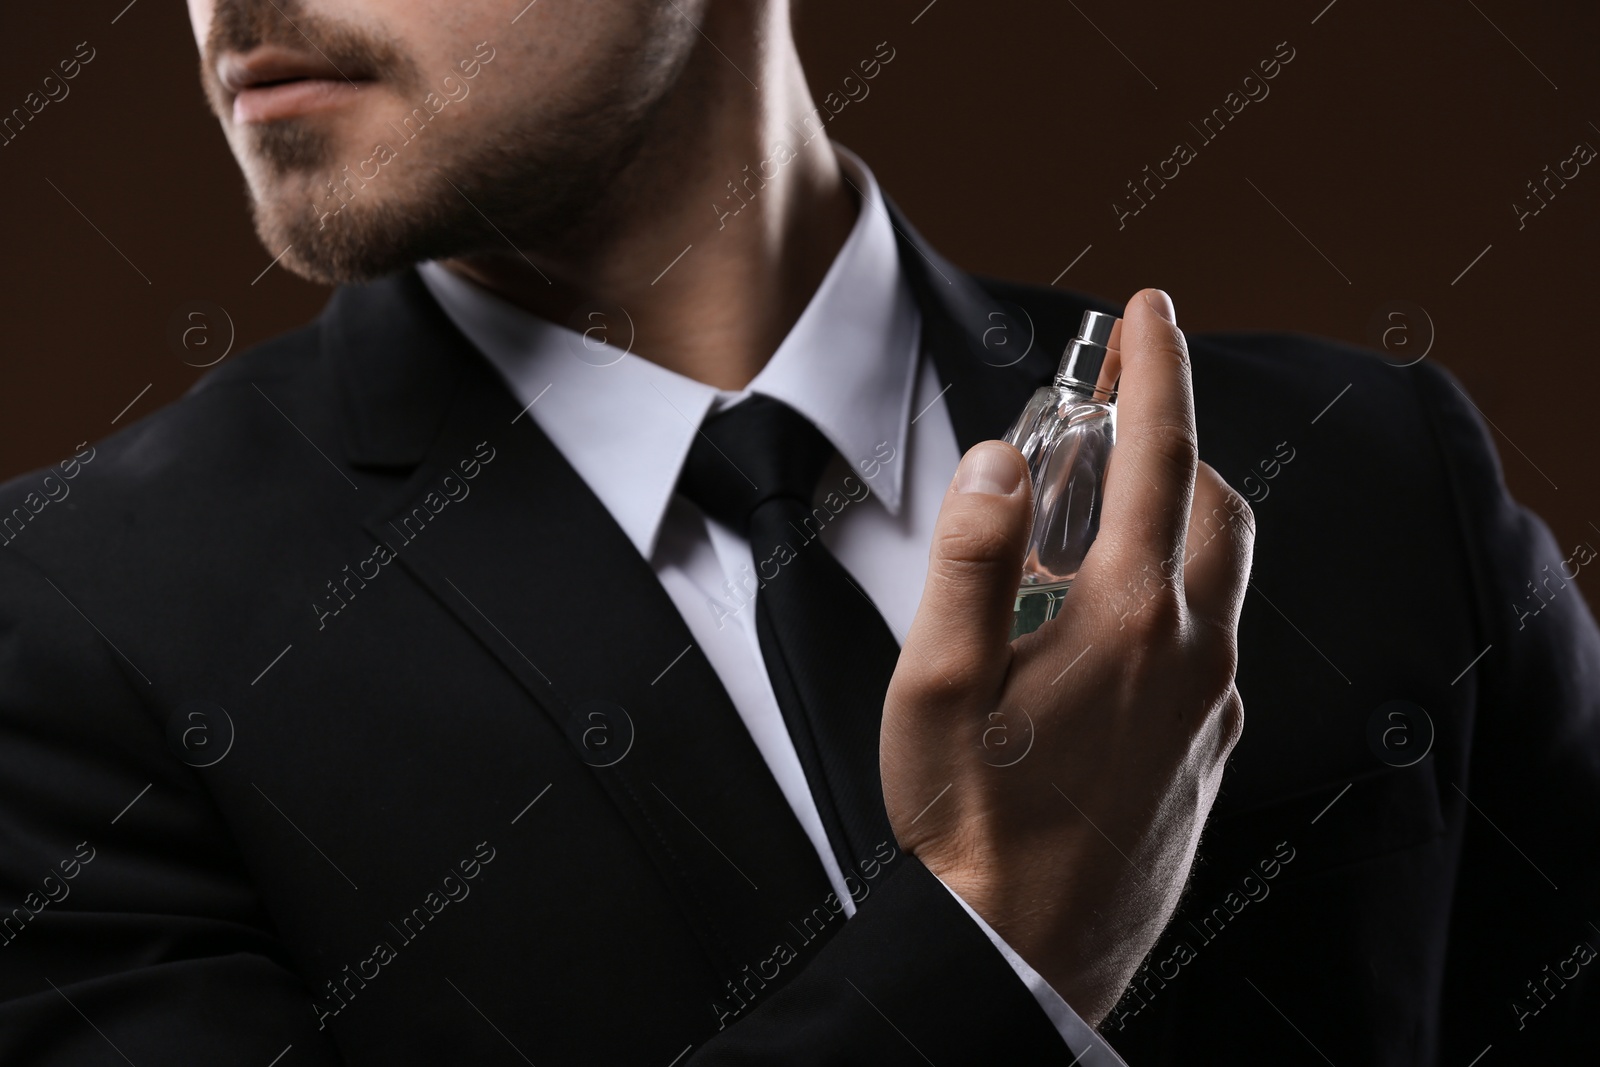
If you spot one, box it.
[439,7,858,391]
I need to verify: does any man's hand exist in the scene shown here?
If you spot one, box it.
[881,288,1254,1025]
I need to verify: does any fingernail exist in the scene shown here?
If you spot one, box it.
[1143,289,1175,323]
[953,442,1023,496]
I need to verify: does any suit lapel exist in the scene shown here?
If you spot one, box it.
[327,273,836,979]
[883,195,1069,448]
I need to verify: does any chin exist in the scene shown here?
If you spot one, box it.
[247,175,484,286]
[250,203,413,285]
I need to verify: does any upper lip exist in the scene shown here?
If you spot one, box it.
[217,46,362,94]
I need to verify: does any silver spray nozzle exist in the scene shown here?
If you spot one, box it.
[1055,309,1120,395]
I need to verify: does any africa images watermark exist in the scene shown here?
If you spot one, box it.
[1,40,97,149]
[1513,537,1595,631]
[1105,839,1298,1031]
[1112,487,1253,630]
[1512,133,1595,231]
[1113,39,1297,230]
[711,40,897,231]
[1239,440,1296,504]
[312,440,498,630]
[0,841,97,949]
[309,41,498,230]
[1511,933,1596,1033]
[0,441,97,547]
[704,440,897,630]
[312,840,498,1030]
[710,839,899,1031]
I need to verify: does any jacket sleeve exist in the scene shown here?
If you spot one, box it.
[1413,360,1600,1060]
[687,851,1083,1065]
[0,549,345,1065]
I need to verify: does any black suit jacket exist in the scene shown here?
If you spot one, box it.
[1,201,1596,1065]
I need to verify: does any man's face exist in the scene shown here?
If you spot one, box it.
[188,0,699,283]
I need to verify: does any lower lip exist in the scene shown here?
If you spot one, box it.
[233,79,366,124]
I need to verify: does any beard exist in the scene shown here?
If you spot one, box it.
[207,0,668,286]
[241,99,656,286]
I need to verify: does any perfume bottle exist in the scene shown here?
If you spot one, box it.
[1004,309,1120,638]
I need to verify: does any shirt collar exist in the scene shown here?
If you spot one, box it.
[417,145,919,561]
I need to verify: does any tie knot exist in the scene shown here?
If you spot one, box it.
[677,396,835,534]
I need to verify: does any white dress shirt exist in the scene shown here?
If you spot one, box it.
[417,147,1127,1065]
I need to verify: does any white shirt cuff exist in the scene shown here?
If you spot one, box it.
[936,875,1130,1065]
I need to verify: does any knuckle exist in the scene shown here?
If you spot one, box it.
[1210,483,1256,541]
[893,638,990,706]
[936,654,992,700]
[1197,463,1256,538]
[930,517,1019,589]
[1183,615,1242,698]
[1121,585,1184,644]
[1217,688,1245,754]
[935,510,1018,566]
[1157,329,1192,372]
[1201,634,1241,699]
[1134,418,1200,475]
[1227,491,1256,537]
[1174,330,1193,366]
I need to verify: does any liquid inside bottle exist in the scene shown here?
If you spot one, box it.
[1012,581,1073,638]
[1004,310,1120,639]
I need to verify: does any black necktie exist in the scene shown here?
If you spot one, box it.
[677,395,901,881]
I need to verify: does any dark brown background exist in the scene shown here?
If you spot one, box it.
[3,0,1596,611]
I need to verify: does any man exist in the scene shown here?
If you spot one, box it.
[0,0,1594,1063]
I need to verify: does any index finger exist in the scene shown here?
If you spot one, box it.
[1093,288,1198,590]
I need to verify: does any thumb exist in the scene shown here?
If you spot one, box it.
[900,441,1033,702]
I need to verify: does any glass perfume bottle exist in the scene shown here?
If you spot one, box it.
[1005,309,1120,638]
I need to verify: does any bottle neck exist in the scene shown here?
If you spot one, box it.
[1054,333,1118,404]
[1051,374,1117,404]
